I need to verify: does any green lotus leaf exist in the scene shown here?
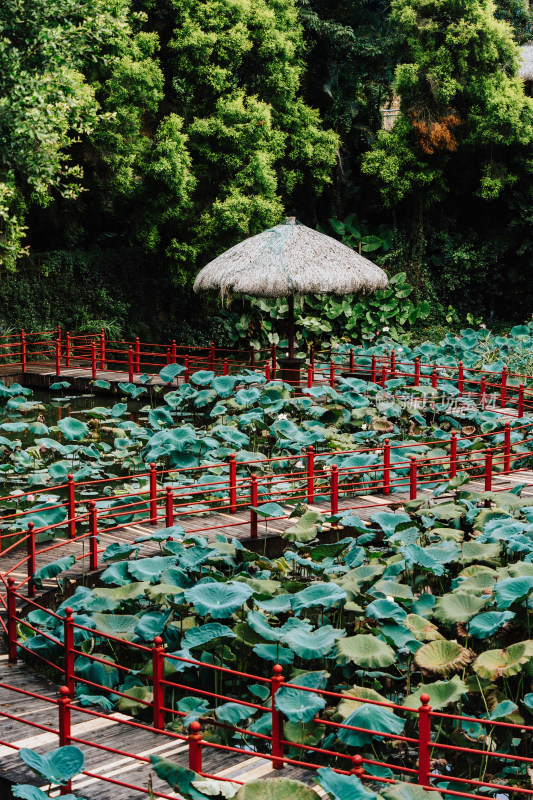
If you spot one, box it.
[317,767,378,800]
[334,685,389,720]
[134,610,171,641]
[13,785,80,800]
[494,576,533,609]
[150,756,214,799]
[473,641,533,679]
[215,702,256,725]
[468,611,515,638]
[127,556,177,583]
[92,582,150,605]
[414,640,473,676]
[253,644,294,664]
[212,375,239,397]
[371,579,413,601]
[255,595,293,614]
[336,635,396,668]
[404,614,443,641]
[117,685,153,715]
[274,671,328,723]
[74,652,119,690]
[184,580,253,618]
[403,675,468,710]
[282,511,323,542]
[283,624,345,659]
[91,613,139,641]
[291,582,347,614]
[57,417,89,440]
[236,779,321,800]
[337,704,405,747]
[102,542,139,562]
[235,387,261,407]
[159,363,186,382]
[32,555,75,588]
[433,592,488,624]
[181,623,236,649]
[365,598,407,624]
[192,779,239,799]
[247,611,283,642]
[370,511,411,537]
[19,745,85,785]
[284,720,323,747]
[461,541,501,564]
[249,502,285,518]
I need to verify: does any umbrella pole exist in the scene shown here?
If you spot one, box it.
[287,294,295,359]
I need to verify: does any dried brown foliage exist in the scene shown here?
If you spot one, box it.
[410,111,462,154]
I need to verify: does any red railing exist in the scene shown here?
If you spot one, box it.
[4,585,533,799]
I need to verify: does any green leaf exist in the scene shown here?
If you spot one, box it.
[32,555,75,588]
[283,625,345,659]
[275,671,328,723]
[159,363,186,382]
[336,635,395,668]
[337,705,405,747]
[57,417,89,440]
[468,611,515,638]
[236,779,321,800]
[317,767,377,800]
[414,641,473,676]
[150,757,209,799]
[184,580,253,618]
[19,746,84,785]
[291,582,347,614]
[117,685,153,715]
[433,592,488,624]
[473,642,533,679]
[403,675,468,711]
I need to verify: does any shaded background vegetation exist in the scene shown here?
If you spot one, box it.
[1,0,533,340]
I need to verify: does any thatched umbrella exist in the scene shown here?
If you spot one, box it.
[193,216,388,368]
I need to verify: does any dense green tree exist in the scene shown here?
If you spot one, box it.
[361,0,533,301]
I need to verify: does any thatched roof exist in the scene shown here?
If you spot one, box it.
[519,44,533,81]
[193,217,389,298]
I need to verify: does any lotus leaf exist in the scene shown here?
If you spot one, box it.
[283,624,345,659]
[317,767,378,800]
[365,598,407,624]
[472,641,533,679]
[117,685,153,715]
[291,582,347,614]
[274,671,328,723]
[253,644,294,664]
[236,779,321,800]
[127,556,177,583]
[215,702,256,725]
[433,592,488,624]
[185,581,253,618]
[405,614,443,641]
[381,785,442,800]
[403,675,468,710]
[336,635,395,668]
[57,417,89,440]
[494,576,533,609]
[159,363,186,382]
[337,704,405,747]
[32,555,75,588]
[468,611,515,638]
[334,685,389,720]
[13,786,81,800]
[414,640,473,676]
[91,613,139,641]
[19,745,84,785]
[182,623,236,649]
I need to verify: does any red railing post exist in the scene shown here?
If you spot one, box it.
[307,364,313,388]
[21,329,26,372]
[64,608,75,695]
[371,355,377,384]
[391,349,396,379]
[414,357,420,387]
[329,361,335,389]
[250,475,258,538]
[65,331,70,368]
[458,361,464,394]
[431,367,437,390]
[271,344,277,380]
[91,341,97,380]
[55,338,61,376]
[350,754,365,779]
[127,346,133,383]
[349,348,355,372]
[172,340,177,364]
[89,500,98,571]
[229,454,237,513]
[27,522,36,598]
[150,462,157,525]
[58,686,72,795]
[184,354,190,383]
[417,693,431,787]
[310,344,315,368]
[519,383,524,417]
[67,473,76,539]
[7,577,17,664]
[152,636,165,730]
[134,337,140,373]
[307,445,315,504]
[381,366,387,388]
[166,348,171,366]
[188,721,203,772]
[209,342,215,372]
[57,324,62,346]
[480,376,486,409]
[450,432,457,478]
[485,450,493,492]
[409,456,417,500]
[271,664,284,769]
[500,366,507,408]
[504,422,511,474]
[383,438,390,495]
[265,360,271,382]
[100,329,106,370]
[223,358,229,376]
[330,464,339,515]
[165,486,174,527]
